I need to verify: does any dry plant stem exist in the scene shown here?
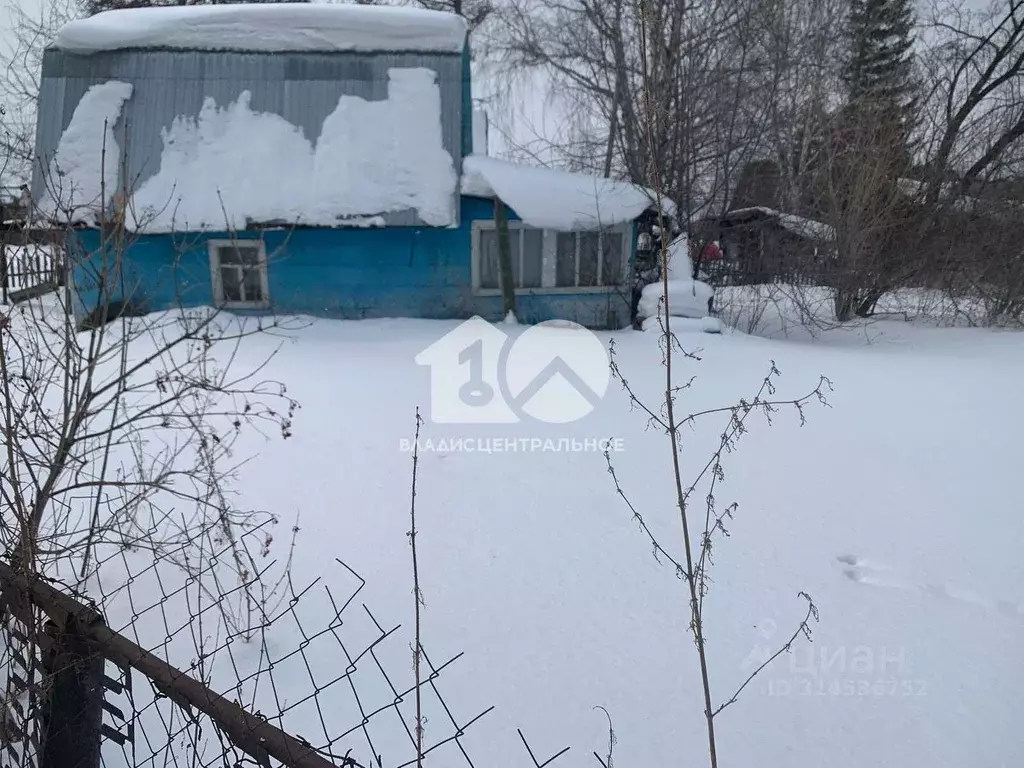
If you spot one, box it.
[593,705,615,768]
[635,2,718,765]
[714,592,818,716]
[409,408,425,767]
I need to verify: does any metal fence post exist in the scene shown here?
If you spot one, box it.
[39,618,105,768]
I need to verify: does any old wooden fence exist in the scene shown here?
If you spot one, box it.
[0,230,65,304]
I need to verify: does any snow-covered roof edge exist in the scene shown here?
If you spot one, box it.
[54,4,469,55]
[460,154,674,231]
[724,206,835,242]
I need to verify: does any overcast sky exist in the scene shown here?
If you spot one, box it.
[0,0,1002,175]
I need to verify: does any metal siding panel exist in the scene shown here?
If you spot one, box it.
[203,52,287,82]
[201,78,281,115]
[109,50,205,81]
[122,74,203,190]
[40,48,63,79]
[34,49,464,226]
[60,78,90,129]
[32,76,67,200]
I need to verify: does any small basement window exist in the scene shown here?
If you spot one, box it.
[208,240,269,308]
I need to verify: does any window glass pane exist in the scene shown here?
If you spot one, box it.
[578,232,600,287]
[521,228,543,288]
[479,229,499,289]
[219,265,242,302]
[239,246,261,265]
[217,245,261,265]
[217,246,241,265]
[555,233,576,287]
[242,264,264,302]
[601,231,624,286]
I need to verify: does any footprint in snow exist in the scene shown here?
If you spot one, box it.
[835,555,1022,620]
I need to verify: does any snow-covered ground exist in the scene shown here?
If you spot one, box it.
[6,296,1024,767]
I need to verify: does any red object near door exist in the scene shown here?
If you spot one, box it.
[701,241,723,261]
[691,240,723,261]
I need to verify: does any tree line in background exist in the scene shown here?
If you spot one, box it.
[3,0,1024,323]
[490,0,1024,323]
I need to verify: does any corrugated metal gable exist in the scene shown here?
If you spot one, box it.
[33,47,464,227]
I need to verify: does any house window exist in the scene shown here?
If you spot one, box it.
[473,222,628,293]
[208,240,269,307]
[478,225,543,290]
[555,230,625,288]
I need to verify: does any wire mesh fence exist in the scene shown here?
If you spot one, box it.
[0,526,512,768]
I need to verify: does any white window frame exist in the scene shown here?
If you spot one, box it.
[471,220,631,295]
[208,239,270,309]
[471,220,544,292]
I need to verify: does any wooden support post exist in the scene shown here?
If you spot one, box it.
[494,199,516,320]
[40,618,105,768]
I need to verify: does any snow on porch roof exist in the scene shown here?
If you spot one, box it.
[461,154,673,231]
[53,4,469,55]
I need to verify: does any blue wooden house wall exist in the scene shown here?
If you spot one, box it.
[51,40,641,330]
[70,195,638,330]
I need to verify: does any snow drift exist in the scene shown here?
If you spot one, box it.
[54,4,469,55]
[637,235,716,322]
[38,80,133,224]
[638,279,715,321]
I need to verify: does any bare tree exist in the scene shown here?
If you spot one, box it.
[411,0,494,34]
[0,0,76,180]
[487,0,776,232]
[1,140,300,641]
[807,104,920,319]
[918,0,1024,203]
[748,0,848,213]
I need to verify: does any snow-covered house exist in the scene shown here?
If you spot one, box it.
[31,4,668,329]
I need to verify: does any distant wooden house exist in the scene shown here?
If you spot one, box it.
[693,207,835,284]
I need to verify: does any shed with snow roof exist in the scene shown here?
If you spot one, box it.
[33,4,668,329]
[693,207,835,285]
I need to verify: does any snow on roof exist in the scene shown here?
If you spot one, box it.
[129,68,456,231]
[725,206,835,241]
[54,4,469,55]
[461,154,672,231]
[38,80,133,225]
[41,70,457,231]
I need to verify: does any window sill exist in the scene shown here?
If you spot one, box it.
[474,286,625,297]
[215,300,271,310]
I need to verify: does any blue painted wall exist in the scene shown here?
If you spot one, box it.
[70,196,638,330]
